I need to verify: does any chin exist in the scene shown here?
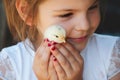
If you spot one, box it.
[67,39,88,52]
[75,43,87,52]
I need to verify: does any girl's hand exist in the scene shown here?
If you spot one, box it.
[33,40,58,80]
[50,42,84,80]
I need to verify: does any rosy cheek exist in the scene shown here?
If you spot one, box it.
[60,22,74,36]
[90,14,100,28]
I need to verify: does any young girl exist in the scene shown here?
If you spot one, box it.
[0,0,120,80]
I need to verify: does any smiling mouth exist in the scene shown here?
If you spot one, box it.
[67,35,88,43]
[68,35,87,39]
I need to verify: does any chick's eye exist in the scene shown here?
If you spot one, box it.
[58,13,73,18]
[55,35,59,38]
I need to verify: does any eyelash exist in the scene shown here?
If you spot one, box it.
[58,4,98,18]
[88,4,98,10]
[58,13,73,18]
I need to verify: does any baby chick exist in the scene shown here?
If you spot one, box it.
[44,25,66,43]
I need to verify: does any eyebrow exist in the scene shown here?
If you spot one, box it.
[53,0,98,12]
[54,9,73,12]
[92,0,98,5]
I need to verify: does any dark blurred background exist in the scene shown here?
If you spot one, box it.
[96,0,120,35]
[0,0,15,50]
[0,0,120,50]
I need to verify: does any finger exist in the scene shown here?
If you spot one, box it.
[48,55,58,80]
[34,40,51,76]
[62,42,84,73]
[33,41,47,78]
[50,45,72,75]
[56,43,77,66]
[55,44,80,75]
[35,40,46,57]
[52,55,66,80]
[34,40,46,66]
[63,42,83,64]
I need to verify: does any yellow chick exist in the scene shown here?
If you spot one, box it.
[44,25,66,43]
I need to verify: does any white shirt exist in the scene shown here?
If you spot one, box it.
[0,33,120,80]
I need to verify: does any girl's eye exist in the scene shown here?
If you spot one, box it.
[88,4,98,10]
[58,13,73,18]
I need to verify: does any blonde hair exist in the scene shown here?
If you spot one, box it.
[3,0,106,42]
[3,0,41,42]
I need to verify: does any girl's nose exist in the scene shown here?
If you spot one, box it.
[74,13,90,31]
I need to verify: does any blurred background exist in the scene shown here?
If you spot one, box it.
[0,0,120,50]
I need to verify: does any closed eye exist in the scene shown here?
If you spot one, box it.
[88,4,98,10]
[58,13,73,18]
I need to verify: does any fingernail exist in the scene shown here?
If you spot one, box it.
[44,39,46,42]
[48,43,51,47]
[53,56,57,61]
[44,38,49,42]
[51,46,56,51]
[50,52,52,56]
[46,38,49,42]
[52,42,57,45]
[54,58,57,61]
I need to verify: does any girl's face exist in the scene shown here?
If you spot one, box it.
[36,0,100,51]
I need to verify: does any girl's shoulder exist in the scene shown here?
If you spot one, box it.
[92,33,119,40]
[90,33,119,47]
[107,37,120,79]
[0,39,34,66]
[91,33,120,54]
[0,41,26,69]
[88,33,119,47]
[0,41,24,55]
[0,39,35,80]
[0,39,34,57]
[87,33,120,66]
[0,41,26,58]
[0,42,24,80]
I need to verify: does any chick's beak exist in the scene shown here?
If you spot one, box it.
[61,36,66,43]
[63,40,66,43]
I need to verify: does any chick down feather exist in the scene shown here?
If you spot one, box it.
[44,25,66,43]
